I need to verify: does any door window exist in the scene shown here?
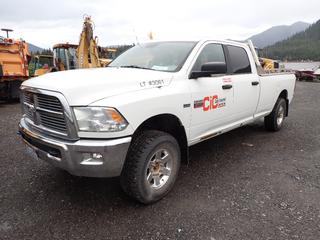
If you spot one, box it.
[227,46,251,74]
[192,44,226,72]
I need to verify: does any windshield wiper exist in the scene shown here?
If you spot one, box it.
[119,65,151,70]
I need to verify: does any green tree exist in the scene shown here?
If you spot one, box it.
[263,20,320,61]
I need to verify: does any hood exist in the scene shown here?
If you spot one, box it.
[22,67,173,105]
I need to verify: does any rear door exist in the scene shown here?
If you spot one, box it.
[189,43,234,142]
[224,45,260,122]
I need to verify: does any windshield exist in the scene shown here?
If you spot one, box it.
[109,41,197,72]
[53,47,77,70]
[39,56,53,67]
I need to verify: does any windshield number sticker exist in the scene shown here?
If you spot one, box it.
[140,80,164,87]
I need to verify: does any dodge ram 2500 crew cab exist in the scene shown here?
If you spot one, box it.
[19,40,296,204]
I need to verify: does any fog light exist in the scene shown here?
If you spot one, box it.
[80,153,104,165]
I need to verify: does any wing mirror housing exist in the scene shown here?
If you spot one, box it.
[189,62,227,79]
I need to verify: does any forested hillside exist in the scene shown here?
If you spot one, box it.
[248,21,310,48]
[261,20,320,61]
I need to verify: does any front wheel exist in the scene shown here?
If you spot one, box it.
[120,130,181,204]
[264,98,287,131]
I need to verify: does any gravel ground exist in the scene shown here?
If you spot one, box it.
[0,81,320,240]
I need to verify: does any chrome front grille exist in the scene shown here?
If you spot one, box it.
[22,91,68,135]
[23,92,34,105]
[37,94,63,112]
[39,111,67,132]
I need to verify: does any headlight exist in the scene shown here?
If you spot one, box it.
[73,107,128,132]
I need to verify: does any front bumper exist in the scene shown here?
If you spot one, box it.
[19,118,131,177]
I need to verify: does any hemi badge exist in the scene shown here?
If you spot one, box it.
[183,104,191,108]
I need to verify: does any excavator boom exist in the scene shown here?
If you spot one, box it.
[51,16,116,73]
[77,16,101,68]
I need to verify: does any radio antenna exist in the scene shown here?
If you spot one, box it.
[133,28,140,45]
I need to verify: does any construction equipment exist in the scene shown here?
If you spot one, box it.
[52,16,116,71]
[77,16,101,68]
[99,47,117,66]
[29,54,55,77]
[0,29,30,100]
[53,43,78,71]
[259,57,280,71]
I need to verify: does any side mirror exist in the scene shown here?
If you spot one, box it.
[189,62,227,79]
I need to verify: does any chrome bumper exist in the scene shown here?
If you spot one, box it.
[19,118,131,177]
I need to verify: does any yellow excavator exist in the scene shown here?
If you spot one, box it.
[76,16,101,68]
[35,16,116,75]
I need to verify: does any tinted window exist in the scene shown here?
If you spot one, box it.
[192,44,226,72]
[227,46,251,74]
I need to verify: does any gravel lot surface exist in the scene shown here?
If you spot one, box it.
[0,82,320,240]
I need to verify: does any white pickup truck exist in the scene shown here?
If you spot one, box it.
[19,40,296,204]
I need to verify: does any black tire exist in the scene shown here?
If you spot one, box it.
[264,98,287,131]
[120,130,181,204]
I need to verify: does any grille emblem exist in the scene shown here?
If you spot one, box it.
[24,93,40,125]
[30,105,38,124]
[29,104,36,113]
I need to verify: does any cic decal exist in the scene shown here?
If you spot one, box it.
[194,95,226,111]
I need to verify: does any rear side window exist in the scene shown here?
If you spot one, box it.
[227,46,251,74]
[192,44,226,72]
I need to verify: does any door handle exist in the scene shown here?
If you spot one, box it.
[252,81,259,86]
[222,84,233,90]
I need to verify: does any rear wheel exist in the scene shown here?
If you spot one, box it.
[120,130,181,204]
[264,98,287,131]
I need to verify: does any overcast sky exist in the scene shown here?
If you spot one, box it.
[1,0,319,48]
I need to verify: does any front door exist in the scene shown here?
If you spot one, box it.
[189,43,234,143]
